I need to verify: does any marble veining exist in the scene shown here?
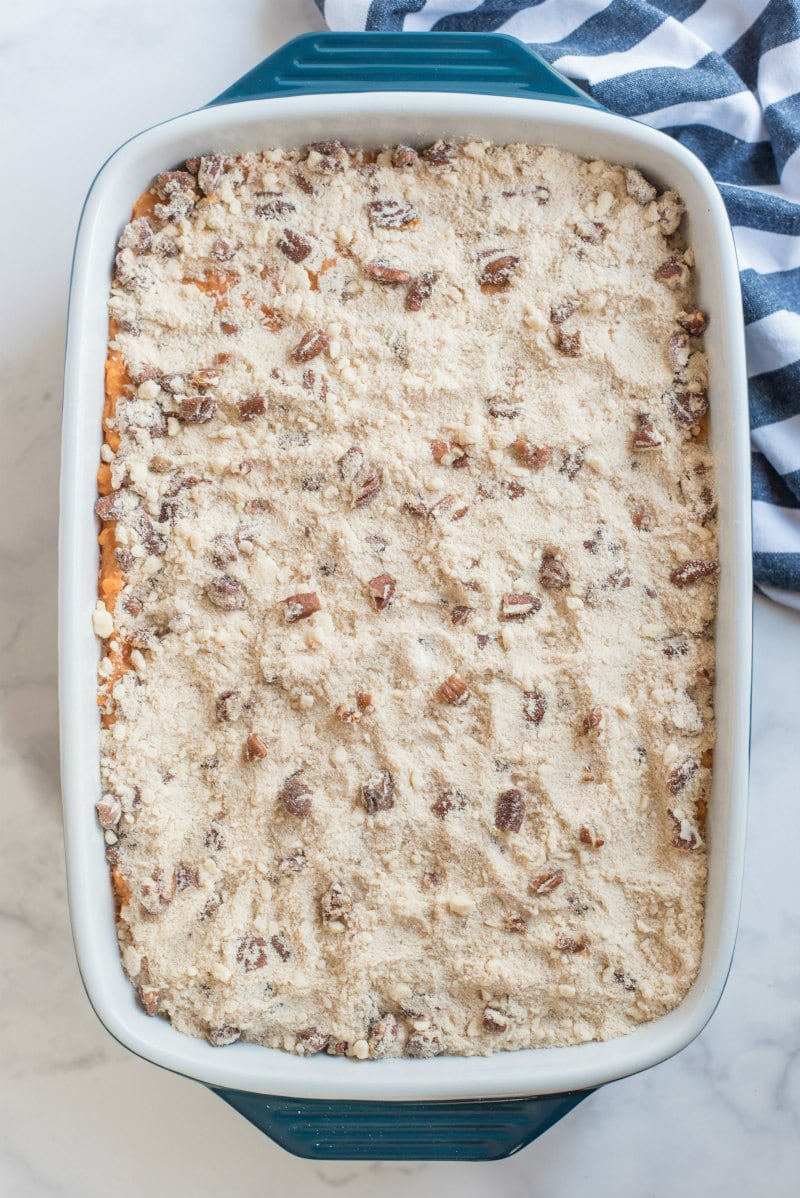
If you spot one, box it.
[0,2,798,1194]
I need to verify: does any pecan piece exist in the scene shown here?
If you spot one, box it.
[555,327,582,356]
[216,690,242,722]
[669,389,709,428]
[353,464,381,508]
[523,691,547,725]
[560,446,586,480]
[579,825,605,848]
[500,592,541,620]
[512,438,551,469]
[480,254,518,289]
[94,493,122,521]
[432,789,467,818]
[207,1025,241,1046]
[212,237,236,261]
[180,396,216,423]
[406,271,436,311]
[96,796,121,830]
[362,770,395,813]
[321,881,353,923]
[451,605,473,625]
[367,573,396,611]
[655,255,684,282]
[270,933,291,962]
[137,985,163,1017]
[678,309,708,336]
[482,1007,509,1034]
[280,771,313,817]
[210,532,237,566]
[364,260,411,284]
[421,141,456,166]
[283,591,321,622]
[669,559,718,586]
[297,1027,329,1055]
[255,191,296,219]
[550,301,575,325]
[632,413,663,450]
[246,733,268,761]
[368,1013,399,1058]
[583,706,603,733]
[237,934,268,972]
[437,673,471,706]
[667,757,699,794]
[206,575,245,610]
[238,395,266,420]
[277,227,313,263]
[431,439,468,468]
[367,199,420,229]
[291,329,329,363]
[540,555,570,590]
[496,788,525,833]
[392,144,418,168]
[531,870,564,895]
[557,933,589,954]
[405,1025,444,1058]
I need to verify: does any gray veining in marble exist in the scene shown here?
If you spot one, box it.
[1,2,798,1194]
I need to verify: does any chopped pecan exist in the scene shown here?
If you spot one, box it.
[583,706,603,733]
[280,771,313,817]
[523,691,547,725]
[512,438,551,469]
[154,170,197,221]
[279,853,307,874]
[137,985,163,1017]
[496,788,525,833]
[255,191,296,219]
[632,508,652,531]
[283,591,321,622]
[237,934,268,972]
[667,757,699,794]
[212,237,236,261]
[575,221,605,244]
[277,227,313,263]
[180,396,216,423]
[367,199,420,229]
[432,789,467,818]
[579,825,605,848]
[540,554,570,590]
[669,559,718,586]
[246,733,268,761]
[405,1025,444,1058]
[291,329,329,363]
[119,217,153,255]
[338,445,364,482]
[560,446,586,480]
[364,260,411,284]
[270,933,291,962]
[632,413,663,450]
[210,532,237,566]
[557,933,589,954]
[207,1025,241,1046]
[362,770,395,813]
[482,1007,509,1033]
[678,309,708,336]
[669,389,709,428]
[624,167,656,205]
[297,1027,329,1054]
[216,690,242,722]
[94,493,122,521]
[307,140,349,172]
[321,881,353,922]
[406,271,436,311]
[555,327,582,356]
[531,870,564,895]
[206,575,245,610]
[367,573,396,611]
[392,144,418,168]
[428,493,468,521]
[500,593,541,620]
[96,796,121,830]
[238,395,266,420]
[550,301,575,325]
[480,255,518,288]
[451,605,473,625]
[368,1013,399,1058]
[337,702,362,723]
[671,811,700,850]
[430,439,468,467]
[437,673,471,706]
[421,141,456,166]
[655,255,684,282]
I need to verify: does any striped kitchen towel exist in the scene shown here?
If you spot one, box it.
[317,0,800,608]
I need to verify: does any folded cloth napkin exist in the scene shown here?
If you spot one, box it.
[317,0,800,608]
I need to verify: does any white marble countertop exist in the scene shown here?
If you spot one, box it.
[2,1,799,1193]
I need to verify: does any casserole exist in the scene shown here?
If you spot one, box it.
[60,31,752,1160]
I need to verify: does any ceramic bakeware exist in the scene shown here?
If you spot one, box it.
[60,31,752,1161]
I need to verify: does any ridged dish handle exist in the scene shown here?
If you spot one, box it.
[210,1088,592,1161]
[211,31,599,108]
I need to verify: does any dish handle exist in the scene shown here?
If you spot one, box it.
[210,1086,592,1161]
[210,31,599,108]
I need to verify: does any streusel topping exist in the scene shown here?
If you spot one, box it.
[95,140,716,1058]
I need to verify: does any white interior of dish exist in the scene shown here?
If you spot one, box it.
[60,91,752,1101]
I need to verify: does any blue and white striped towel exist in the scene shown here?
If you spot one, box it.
[317,0,800,608]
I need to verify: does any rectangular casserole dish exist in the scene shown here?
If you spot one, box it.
[60,32,752,1160]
